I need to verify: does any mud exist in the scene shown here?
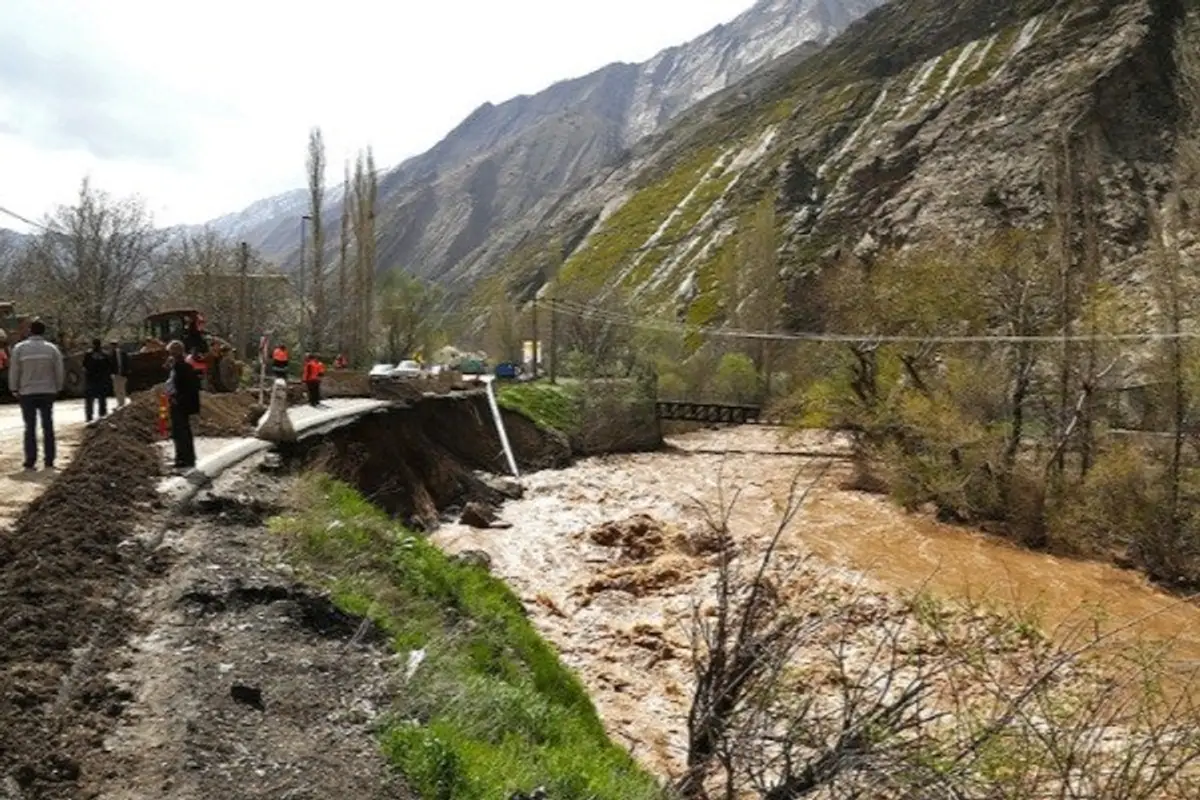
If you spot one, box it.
[0,394,161,798]
[192,392,266,438]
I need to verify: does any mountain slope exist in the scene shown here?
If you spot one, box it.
[510,0,1189,325]
[204,0,885,279]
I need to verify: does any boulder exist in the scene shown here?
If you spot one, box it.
[460,502,498,529]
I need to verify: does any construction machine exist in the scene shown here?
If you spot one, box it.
[0,302,89,397]
[0,305,243,398]
[135,309,243,393]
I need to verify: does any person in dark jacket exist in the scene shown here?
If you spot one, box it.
[166,340,201,470]
[82,337,112,422]
[109,340,130,407]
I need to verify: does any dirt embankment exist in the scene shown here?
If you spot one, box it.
[0,388,324,798]
[293,394,570,527]
[0,394,162,798]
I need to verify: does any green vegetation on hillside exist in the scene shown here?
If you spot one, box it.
[272,477,660,800]
[558,147,722,292]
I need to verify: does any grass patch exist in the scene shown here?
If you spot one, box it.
[497,381,580,435]
[272,476,661,800]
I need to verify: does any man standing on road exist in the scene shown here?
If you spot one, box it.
[302,352,326,407]
[110,340,130,407]
[83,338,112,421]
[8,319,64,472]
[166,340,201,471]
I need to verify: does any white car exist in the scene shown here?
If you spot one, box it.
[368,363,395,381]
[393,360,424,379]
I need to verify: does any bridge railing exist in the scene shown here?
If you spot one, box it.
[655,400,784,426]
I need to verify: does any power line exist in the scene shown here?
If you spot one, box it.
[548,297,1200,345]
[0,205,49,232]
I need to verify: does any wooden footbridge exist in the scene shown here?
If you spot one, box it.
[655,400,784,426]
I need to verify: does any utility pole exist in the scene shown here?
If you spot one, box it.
[548,296,557,384]
[531,296,539,379]
[237,241,249,358]
[299,214,311,349]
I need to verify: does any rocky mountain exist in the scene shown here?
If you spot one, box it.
[202,0,885,279]
[501,0,1192,325]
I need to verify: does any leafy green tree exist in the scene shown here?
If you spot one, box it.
[715,352,760,404]
[376,271,444,363]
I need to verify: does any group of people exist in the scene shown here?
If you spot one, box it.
[81,338,132,421]
[271,343,329,407]
[6,325,341,474]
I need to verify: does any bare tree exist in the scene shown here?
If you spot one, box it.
[338,160,351,356]
[681,473,1200,799]
[163,228,238,332]
[349,148,378,365]
[736,193,783,394]
[307,127,327,350]
[24,178,166,341]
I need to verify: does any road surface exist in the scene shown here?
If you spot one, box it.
[0,398,92,528]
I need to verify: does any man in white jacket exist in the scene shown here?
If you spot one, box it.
[8,319,65,471]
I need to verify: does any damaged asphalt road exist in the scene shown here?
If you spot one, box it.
[89,459,406,800]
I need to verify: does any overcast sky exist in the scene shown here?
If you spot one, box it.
[0,0,755,232]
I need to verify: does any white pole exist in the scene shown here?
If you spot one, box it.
[483,376,520,478]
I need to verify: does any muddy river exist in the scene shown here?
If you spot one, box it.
[432,427,1200,780]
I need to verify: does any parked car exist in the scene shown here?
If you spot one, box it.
[457,358,488,375]
[494,362,521,380]
[368,362,396,386]
[393,359,423,378]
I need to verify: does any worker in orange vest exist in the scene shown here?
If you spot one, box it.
[271,343,290,380]
[302,353,326,407]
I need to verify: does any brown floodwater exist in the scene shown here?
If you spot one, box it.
[432,426,1200,779]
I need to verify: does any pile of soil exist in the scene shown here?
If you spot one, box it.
[0,393,162,797]
[194,391,263,437]
[321,369,371,398]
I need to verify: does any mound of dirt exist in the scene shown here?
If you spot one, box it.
[194,391,263,437]
[0,393,162,796]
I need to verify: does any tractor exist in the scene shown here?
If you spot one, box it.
[134,309,243,393]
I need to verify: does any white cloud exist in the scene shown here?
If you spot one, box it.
[0,0,753,231]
